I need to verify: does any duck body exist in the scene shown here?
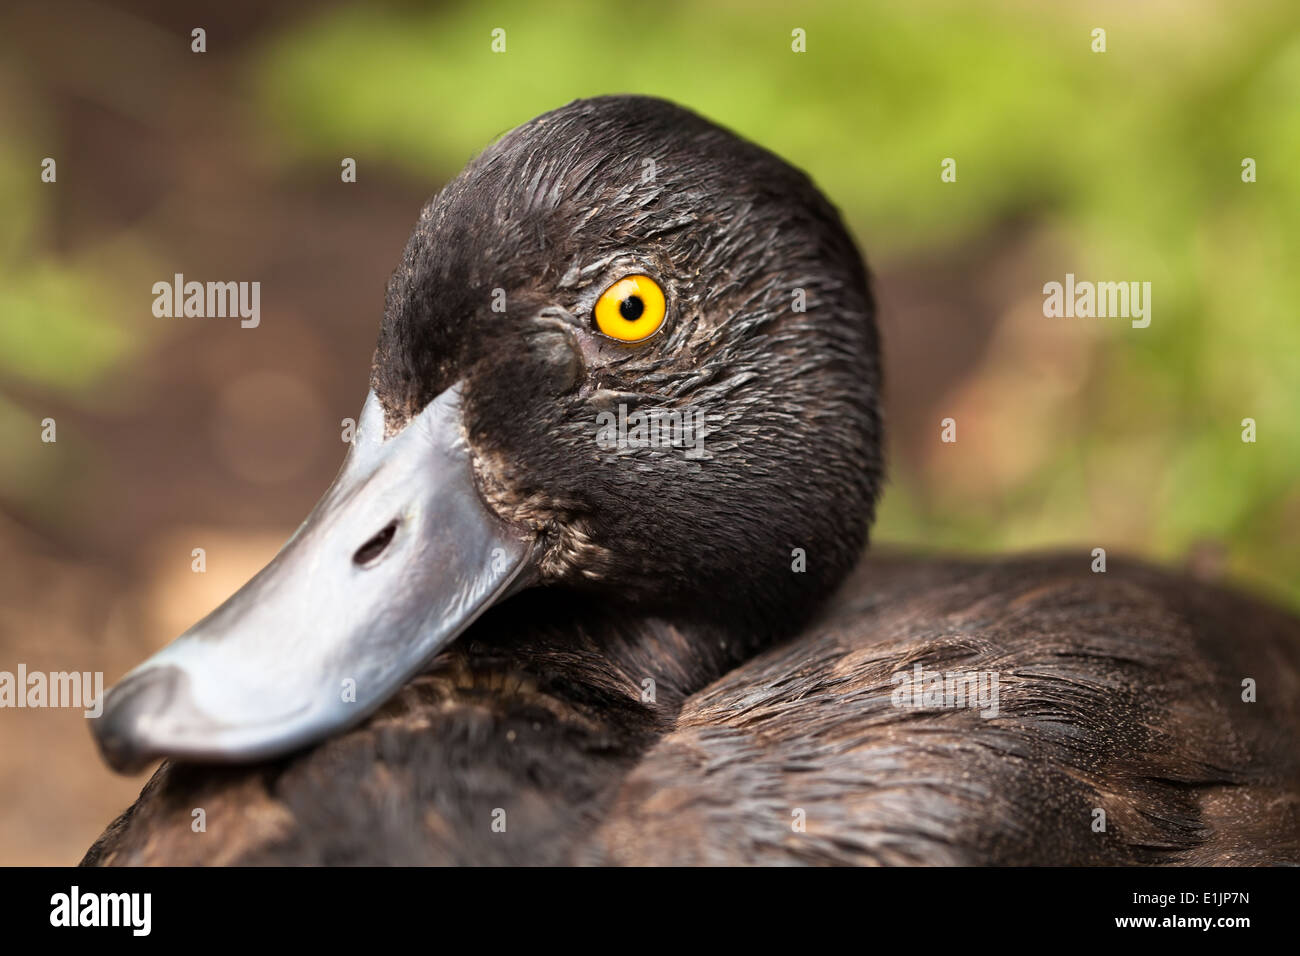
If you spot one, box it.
[82,95,1300,865]
[84,553,1300,865]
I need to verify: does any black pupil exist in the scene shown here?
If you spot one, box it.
[619,295,645,321]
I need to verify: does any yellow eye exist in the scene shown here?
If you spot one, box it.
[593,274,666,342]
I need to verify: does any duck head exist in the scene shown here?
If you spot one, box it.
[93,95,884,772]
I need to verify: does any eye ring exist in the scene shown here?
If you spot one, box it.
[593,274,667,342]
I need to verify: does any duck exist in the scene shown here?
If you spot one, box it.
[82,95,1300,866]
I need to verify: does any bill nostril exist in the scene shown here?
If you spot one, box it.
[353,520,398,566]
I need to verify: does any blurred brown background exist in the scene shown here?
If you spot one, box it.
[2,0,1297,863]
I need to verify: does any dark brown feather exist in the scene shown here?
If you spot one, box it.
[83,553,1300,865]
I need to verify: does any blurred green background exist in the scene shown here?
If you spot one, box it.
[0,0,1297,863]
